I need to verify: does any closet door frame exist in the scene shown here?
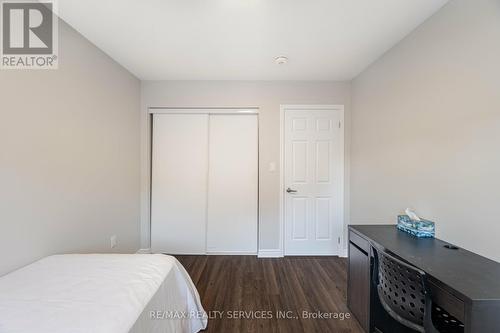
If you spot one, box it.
[149,108,259,115]
[148,108,259,255]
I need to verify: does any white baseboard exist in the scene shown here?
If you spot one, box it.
[141,248,344,257]
[206,251,257,255]
[257,249,284,258]
[138,249,289,257]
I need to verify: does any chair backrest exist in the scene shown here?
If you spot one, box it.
[373,244,427,332]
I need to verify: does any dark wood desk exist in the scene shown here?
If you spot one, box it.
[347,225,500,333]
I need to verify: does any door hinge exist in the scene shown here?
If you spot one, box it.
[338,237,341,244]
[338,121,341,128]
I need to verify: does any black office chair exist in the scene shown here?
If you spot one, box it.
[372,244,464,333]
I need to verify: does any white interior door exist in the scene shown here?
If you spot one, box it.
[151,114,208,254]
[284,107,344,255]
[207,115,258,254]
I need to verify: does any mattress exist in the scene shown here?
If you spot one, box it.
[0,254,207,333]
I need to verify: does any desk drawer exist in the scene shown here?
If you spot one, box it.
[428,279,465,323]
[349,230,369,254]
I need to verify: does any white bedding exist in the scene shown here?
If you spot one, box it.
[0,254,207,333]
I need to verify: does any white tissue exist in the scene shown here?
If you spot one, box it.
[405,208,421,221]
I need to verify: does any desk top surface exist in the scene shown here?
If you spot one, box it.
[350,224,500,302]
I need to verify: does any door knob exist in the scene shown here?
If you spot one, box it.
[286,187,298,193]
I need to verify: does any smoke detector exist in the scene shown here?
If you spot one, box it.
[275,56,288,65]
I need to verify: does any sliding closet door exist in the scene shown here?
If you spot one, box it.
[151,114,208,254]
[207,115,258,253]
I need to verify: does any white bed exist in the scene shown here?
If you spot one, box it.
[0,254,207,333]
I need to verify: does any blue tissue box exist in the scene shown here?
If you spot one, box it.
[397,215,435,238]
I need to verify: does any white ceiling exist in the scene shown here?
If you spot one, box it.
[58,0,448,81]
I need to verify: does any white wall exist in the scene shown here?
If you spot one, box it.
[140,81,351,253]
[0,21,141,276]
[351,0,500,261]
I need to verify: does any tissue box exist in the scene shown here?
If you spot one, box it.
[397,215,435,238]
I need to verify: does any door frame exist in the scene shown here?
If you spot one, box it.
[147,107,260,255]
[279,105,345,256]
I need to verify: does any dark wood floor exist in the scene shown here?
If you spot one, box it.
[176,255,363,333]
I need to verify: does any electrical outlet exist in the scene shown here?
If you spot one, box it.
[110,235,117,249]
